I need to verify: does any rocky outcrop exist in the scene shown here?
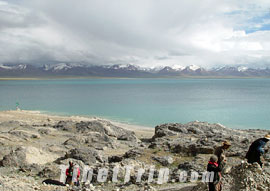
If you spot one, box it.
[63,148,108,165]
[228,162,270,190]
[0,147,27,167]
[54,120,139,144]
[0,146,59,167]
[63,132,114,150]
[53,120,75,131]
[2,117,270,191]
[151,121,270,157]
[193,161,270,191]
[76,121,139,143]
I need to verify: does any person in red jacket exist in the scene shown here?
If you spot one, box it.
[207,155,226,191]
[65,161,81,186]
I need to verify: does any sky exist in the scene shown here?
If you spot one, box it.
[0,0,270,68]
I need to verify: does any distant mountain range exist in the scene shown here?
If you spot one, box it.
[1,63,270,78]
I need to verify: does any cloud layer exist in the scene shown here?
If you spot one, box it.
[0,0,270,68]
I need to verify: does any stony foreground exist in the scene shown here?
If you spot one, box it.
[0,111,269,191]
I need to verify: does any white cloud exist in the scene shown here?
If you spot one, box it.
[0,0,269,68]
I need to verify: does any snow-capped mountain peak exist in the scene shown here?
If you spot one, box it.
[171,65,185,71]
[186,65,201,71]
[0,64,26,70]
[162,66,174,71]
[53,63,72,71]
[0,64,13,70]
[16,64,27,70]
[110,64,139,71]
[49,63,85,71]
[1,63,270,77]
[237,66,248,72]
[43,64,50,71]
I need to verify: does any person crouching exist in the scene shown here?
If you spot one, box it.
[245,134,270,168]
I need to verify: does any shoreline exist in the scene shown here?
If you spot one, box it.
[0,109,266,131]
[0,109,154,138]
[1,76,270,81]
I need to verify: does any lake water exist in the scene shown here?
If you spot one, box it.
[0,78,269,129]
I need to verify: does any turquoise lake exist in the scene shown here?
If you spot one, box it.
[0,78,269,129]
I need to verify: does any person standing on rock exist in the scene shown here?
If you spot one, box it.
[207,155,226,191]
[245,134,270,168]
[214,141,231,165]
[65,161,81,186]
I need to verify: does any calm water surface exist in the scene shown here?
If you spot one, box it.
[0,78,269,129]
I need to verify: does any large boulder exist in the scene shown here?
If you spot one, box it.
[0,147,26,167]
[64,148,108,165]
[75,120,138,142]
[152,125,178,139]
[63,132,115,150]
[0,146,59,167]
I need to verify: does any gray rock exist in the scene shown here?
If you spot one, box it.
[151,121,270,157]
[0,147,27,167]
[63,132,115,150]
[9,130,40,140]
[0,146,58,167]
[117,133,139,143]
[152,125,177,139]
[75,121,108,134]
[193,161,270,191]
[152,156,174,166]
[38,165,61,179]
[64,148,107,165]
[53,121,75,131]
[108,155,123,163]
[75,120,138,144]
[38,128,51,135]
[124,148,143,159]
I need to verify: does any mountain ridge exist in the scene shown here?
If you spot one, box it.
[1,63,270,78]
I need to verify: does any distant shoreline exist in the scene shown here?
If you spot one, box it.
[0,110,154,138]
[1,76,270,80]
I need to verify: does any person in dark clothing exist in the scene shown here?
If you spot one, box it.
[245,134,270,167]
[207,155,226,191]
